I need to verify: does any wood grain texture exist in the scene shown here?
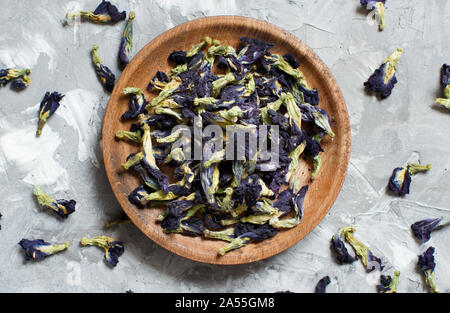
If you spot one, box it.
[102,16,351,265]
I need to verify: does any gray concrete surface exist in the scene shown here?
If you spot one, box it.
[0,0,449,293]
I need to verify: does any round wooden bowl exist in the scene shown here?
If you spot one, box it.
[102,16,351,265]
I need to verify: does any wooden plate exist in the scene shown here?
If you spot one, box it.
[102,16,351,265]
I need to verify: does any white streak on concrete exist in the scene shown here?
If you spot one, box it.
[56,89,102,167]
[0,32,56,71]
[0,123,69,191]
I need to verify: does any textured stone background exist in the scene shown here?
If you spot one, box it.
[0,0,449,293]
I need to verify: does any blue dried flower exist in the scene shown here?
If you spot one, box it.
[364,47,403,99]
[19,239,69,261]
[339,226,383,272]
[315,276,331,293]
[128,185,151,207]
[169,51,188,65]
[331,233,357,264]
[238,37,274,66]
[167,199,195,217]
[441,64,450,93]
[141,123,169,193]
[119,12,135,68]
[0,68,31,89]
[92,44,116,92]
[378,270,400,293]
[234,222,278,241]
[33,185,76,218]
[388,163,431,196]
[162,204,205,236]
[148,71,169,92]
[282,53,300,69]
[411,217,449,243]
[216,222,278,256]
[436,64,450,109]
[418,247,440,293]
[11,79,27,90]
[361,0,386,31]
[66,0,126,24]
[121,87,148,120]
[388,166,411,196]
[297,84,320,106]
[273,189,293,216]
[36,91,64,137]
[81,236,124,267]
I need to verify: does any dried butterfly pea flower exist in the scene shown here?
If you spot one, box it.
[201,41,238,72]
[272,189,293,216]
[36,91,64,137]
[217,223,278,255]
[169,51,188,65]
[149,77,182,108]
[118,12,135,68]
[331,232,357,264]
[141,120,169,193]
[411,217,449,243]
[388,163,431,196]
[283,92,303,131]
[436,64,450,109]
[297,83,320,106]
[211,72,237,98]
[310,134,324,180]
[66,0,126,24]
[364,47,403,99]
[162,204,205,236]
[186,37,212,58]
[80,236,124,267]
[218,236,251,255]
[418,247,440,293]
[92,44,116,92]
[285,141,306,192]
[283,53,300,69]
[216,106,246,123]
[440,64,450,97]
[339,226,383,272]
[315,276,331,293]
[238,37,273,66]
[264,54,311,90]
[128,185,152,207]
[270,185,308,229]
[10,79,27,90]
[0,68,31,89]
[19,239,69,261]
[436,98,450,109]
[148,71,170,92]
[378,270,400,293]
[33,185,76,218]
[388,166,411,196]
[115,129,143,144]
[121,87,148,120]
[204,228,235,241]
[361,0,386,31]
[167,38,211,75]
